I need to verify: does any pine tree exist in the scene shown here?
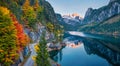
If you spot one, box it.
[36,32,51,66]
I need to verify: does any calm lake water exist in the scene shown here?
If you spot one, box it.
[49,32,120,66]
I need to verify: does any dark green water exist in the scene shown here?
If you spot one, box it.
[49,32,120,66]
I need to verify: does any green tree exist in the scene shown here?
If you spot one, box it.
[36,32,51,66]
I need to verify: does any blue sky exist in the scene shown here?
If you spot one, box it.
[46,0,109,17]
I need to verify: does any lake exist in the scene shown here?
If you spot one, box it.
[49,31,120,66]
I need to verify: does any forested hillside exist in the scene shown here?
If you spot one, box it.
[0,0,63,66]
[79,14,120,34]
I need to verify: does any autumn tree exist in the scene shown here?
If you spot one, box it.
[22,0,36,28]
[10,14,30,52]
[46,22,54,32]
[0,7,18,66]
[33,0,40,11]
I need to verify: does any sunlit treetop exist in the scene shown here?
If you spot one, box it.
[0,7,10,15]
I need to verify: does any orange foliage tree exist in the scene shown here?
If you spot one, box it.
[10,14,30,52]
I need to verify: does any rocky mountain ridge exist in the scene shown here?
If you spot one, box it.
[83,0,120,24]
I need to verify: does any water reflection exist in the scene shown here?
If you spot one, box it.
[49,46,65,62]
[49,34,120,66]
[66,41,83,48]
[83,38,120,66]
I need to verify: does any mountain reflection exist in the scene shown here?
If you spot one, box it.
[83,38,120,66]
[66,41,83,48]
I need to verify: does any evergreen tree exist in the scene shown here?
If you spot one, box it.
[36,32,51,66]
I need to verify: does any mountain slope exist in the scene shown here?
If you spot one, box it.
[79,14,120,34]
[0,0,63,65]
[83,0,120,24]
[0,0,62,42]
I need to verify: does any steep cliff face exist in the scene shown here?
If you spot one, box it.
[38,0,58,23]
[83,0,120,23]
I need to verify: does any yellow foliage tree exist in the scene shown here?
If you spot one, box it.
[0,7,18,66]
[46,22,54,32]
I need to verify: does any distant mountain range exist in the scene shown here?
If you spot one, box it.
[56,13,83,31]
[56,0,120,34]
[62,13,83,25]
[63,13,83,20]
